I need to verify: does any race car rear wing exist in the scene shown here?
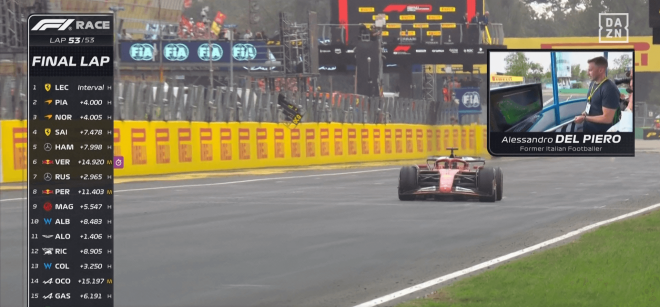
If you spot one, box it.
[278,94,304,127]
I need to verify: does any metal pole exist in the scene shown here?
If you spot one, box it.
[354,55,357,94]
[159,0,163,82]
[208,23,213,89]
[230,31,233,88]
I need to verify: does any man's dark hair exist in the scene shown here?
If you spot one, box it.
[588,56,608,69]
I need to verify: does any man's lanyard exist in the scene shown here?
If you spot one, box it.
[588,78,608,102]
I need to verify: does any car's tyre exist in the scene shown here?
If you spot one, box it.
[478,167,497,202]
[398,166,418,201]
[495,167,503,201]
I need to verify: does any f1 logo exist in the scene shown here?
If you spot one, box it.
[393,45,411,53]
[599,13,628,43]
[31,19,75,31]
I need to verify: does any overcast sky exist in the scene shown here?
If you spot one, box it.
[489,51,633,75]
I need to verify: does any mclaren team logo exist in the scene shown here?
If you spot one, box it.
[31,19,75,31]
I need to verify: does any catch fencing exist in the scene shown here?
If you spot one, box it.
[1,76,476,125]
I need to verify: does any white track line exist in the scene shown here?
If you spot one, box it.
[0,168,398,202]
[115,168,399,193]
[353,202,660,307]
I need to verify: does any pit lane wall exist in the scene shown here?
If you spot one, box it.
[1,120,488,183]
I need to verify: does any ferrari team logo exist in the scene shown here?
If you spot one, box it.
[45,128,51,136]
[45,83,51,91]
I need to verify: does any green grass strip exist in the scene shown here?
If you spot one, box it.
[399,209,660,307]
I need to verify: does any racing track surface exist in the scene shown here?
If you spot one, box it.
[3,153,660,307]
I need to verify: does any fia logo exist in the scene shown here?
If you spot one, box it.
[599,13,628,43]
[164,43,190,61]
[129,43,155,61]
[197,43,223,61]
[462,92,480,108]
[232,43,257,61]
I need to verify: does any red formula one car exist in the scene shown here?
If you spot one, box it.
[398,148,503,202]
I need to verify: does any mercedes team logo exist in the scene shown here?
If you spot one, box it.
[43,173,52,181]
[44,143,52,151]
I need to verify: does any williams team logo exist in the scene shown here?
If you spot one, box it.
[31,19,75,31]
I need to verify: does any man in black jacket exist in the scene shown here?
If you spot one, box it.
[470,12,481,44]
[462,12,469,43]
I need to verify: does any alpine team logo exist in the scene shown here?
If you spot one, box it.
[31,19,75,31]
[462,92,480,108]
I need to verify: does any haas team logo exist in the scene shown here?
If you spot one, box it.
[462,92,480,108]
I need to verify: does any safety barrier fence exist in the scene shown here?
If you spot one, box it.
[112,80,439,125]
[1,120,489,183]
[2,76,471,125]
